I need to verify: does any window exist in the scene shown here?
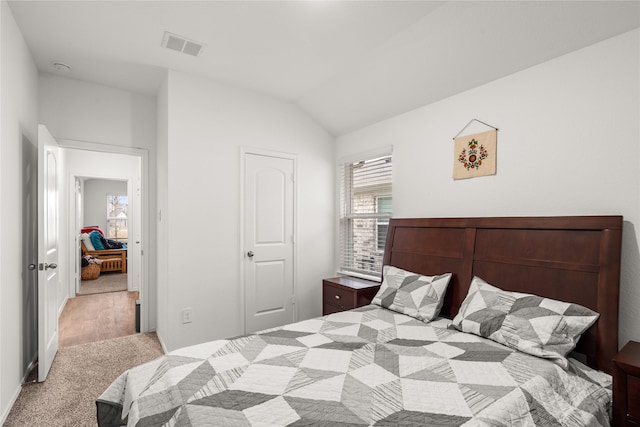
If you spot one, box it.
[376,196,392,250]
[338,152,392,279]
[107,194,128,243]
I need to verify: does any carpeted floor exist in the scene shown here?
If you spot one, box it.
[78,273,127,295]
[4,333,164,427]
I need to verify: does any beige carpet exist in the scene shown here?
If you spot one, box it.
[4,333,164,427]
[78,273,127,295]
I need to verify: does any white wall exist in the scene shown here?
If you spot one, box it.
[83,178,127,234]
[337,29,640,348]
[38,75,158,329]
[158,70,335,351]
[0,1,39,422]
[38,74,156,149]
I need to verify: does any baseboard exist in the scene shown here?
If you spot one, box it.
[0,383,22,425]
[58,295,69,318]
[155,331,168,354]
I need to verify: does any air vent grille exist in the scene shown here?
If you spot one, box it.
[162,32,204,57]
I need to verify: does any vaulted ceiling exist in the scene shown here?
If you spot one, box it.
[8,1,640,135]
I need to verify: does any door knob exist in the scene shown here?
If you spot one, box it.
[247,251,254,258]
[47,263,58,270]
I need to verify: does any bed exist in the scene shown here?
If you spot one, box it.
[97,215,623,426]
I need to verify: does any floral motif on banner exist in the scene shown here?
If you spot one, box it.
[457,138,488,170]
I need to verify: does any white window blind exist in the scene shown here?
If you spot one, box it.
[338,153,392,279]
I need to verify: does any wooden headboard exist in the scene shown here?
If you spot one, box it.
[382,216,623,374]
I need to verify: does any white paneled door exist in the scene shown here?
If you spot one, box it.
[37,124,60,381]
[243,152,295,333]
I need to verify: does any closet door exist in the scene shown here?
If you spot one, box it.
[243,151,295,334]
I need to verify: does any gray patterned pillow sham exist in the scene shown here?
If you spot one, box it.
[451,276,599,369]
[371,265,452,322]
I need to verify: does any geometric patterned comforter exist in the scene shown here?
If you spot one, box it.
[96,305,612,427]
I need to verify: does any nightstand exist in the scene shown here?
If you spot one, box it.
[613,341,640,426]
[322,276,380,315]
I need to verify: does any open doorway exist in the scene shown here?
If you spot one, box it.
[58,144,147,347]
[77,178,130,296]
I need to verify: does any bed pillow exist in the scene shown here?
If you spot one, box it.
[80,233,95,251]
[451,276,599,369]
[90,231,106,250]
[372,265,452,322]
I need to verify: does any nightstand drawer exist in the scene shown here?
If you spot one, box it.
[629,375,640,421]
[322,277,380,316]
[323,284,356,310]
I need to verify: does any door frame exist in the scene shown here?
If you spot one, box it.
[59,138,150,333]
[71,175,138,294]
[239,147,298,334]
[73,178,82,300]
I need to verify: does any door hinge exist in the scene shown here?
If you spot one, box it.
[291,295,296,305]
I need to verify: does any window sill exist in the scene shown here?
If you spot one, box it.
[336,271,382,283]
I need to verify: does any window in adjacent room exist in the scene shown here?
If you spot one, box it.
[107,194,128,243]
[338,151,392,279]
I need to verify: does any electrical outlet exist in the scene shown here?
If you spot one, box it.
[182,308,193,324]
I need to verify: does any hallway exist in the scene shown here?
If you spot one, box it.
[59,291,139,347]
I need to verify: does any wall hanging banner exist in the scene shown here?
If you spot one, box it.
[453,128,497,180]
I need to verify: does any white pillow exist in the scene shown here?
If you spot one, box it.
[451,276,599,369]
[372,265,452,322]
[80,233,95,251]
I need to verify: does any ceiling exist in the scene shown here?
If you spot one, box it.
[7,1,640,135]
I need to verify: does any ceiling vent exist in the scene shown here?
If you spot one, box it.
[161,32,204,57]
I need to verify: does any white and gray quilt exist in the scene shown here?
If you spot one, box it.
[97,305,612,426]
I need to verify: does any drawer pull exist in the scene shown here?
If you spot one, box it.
[334,295,341,300]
